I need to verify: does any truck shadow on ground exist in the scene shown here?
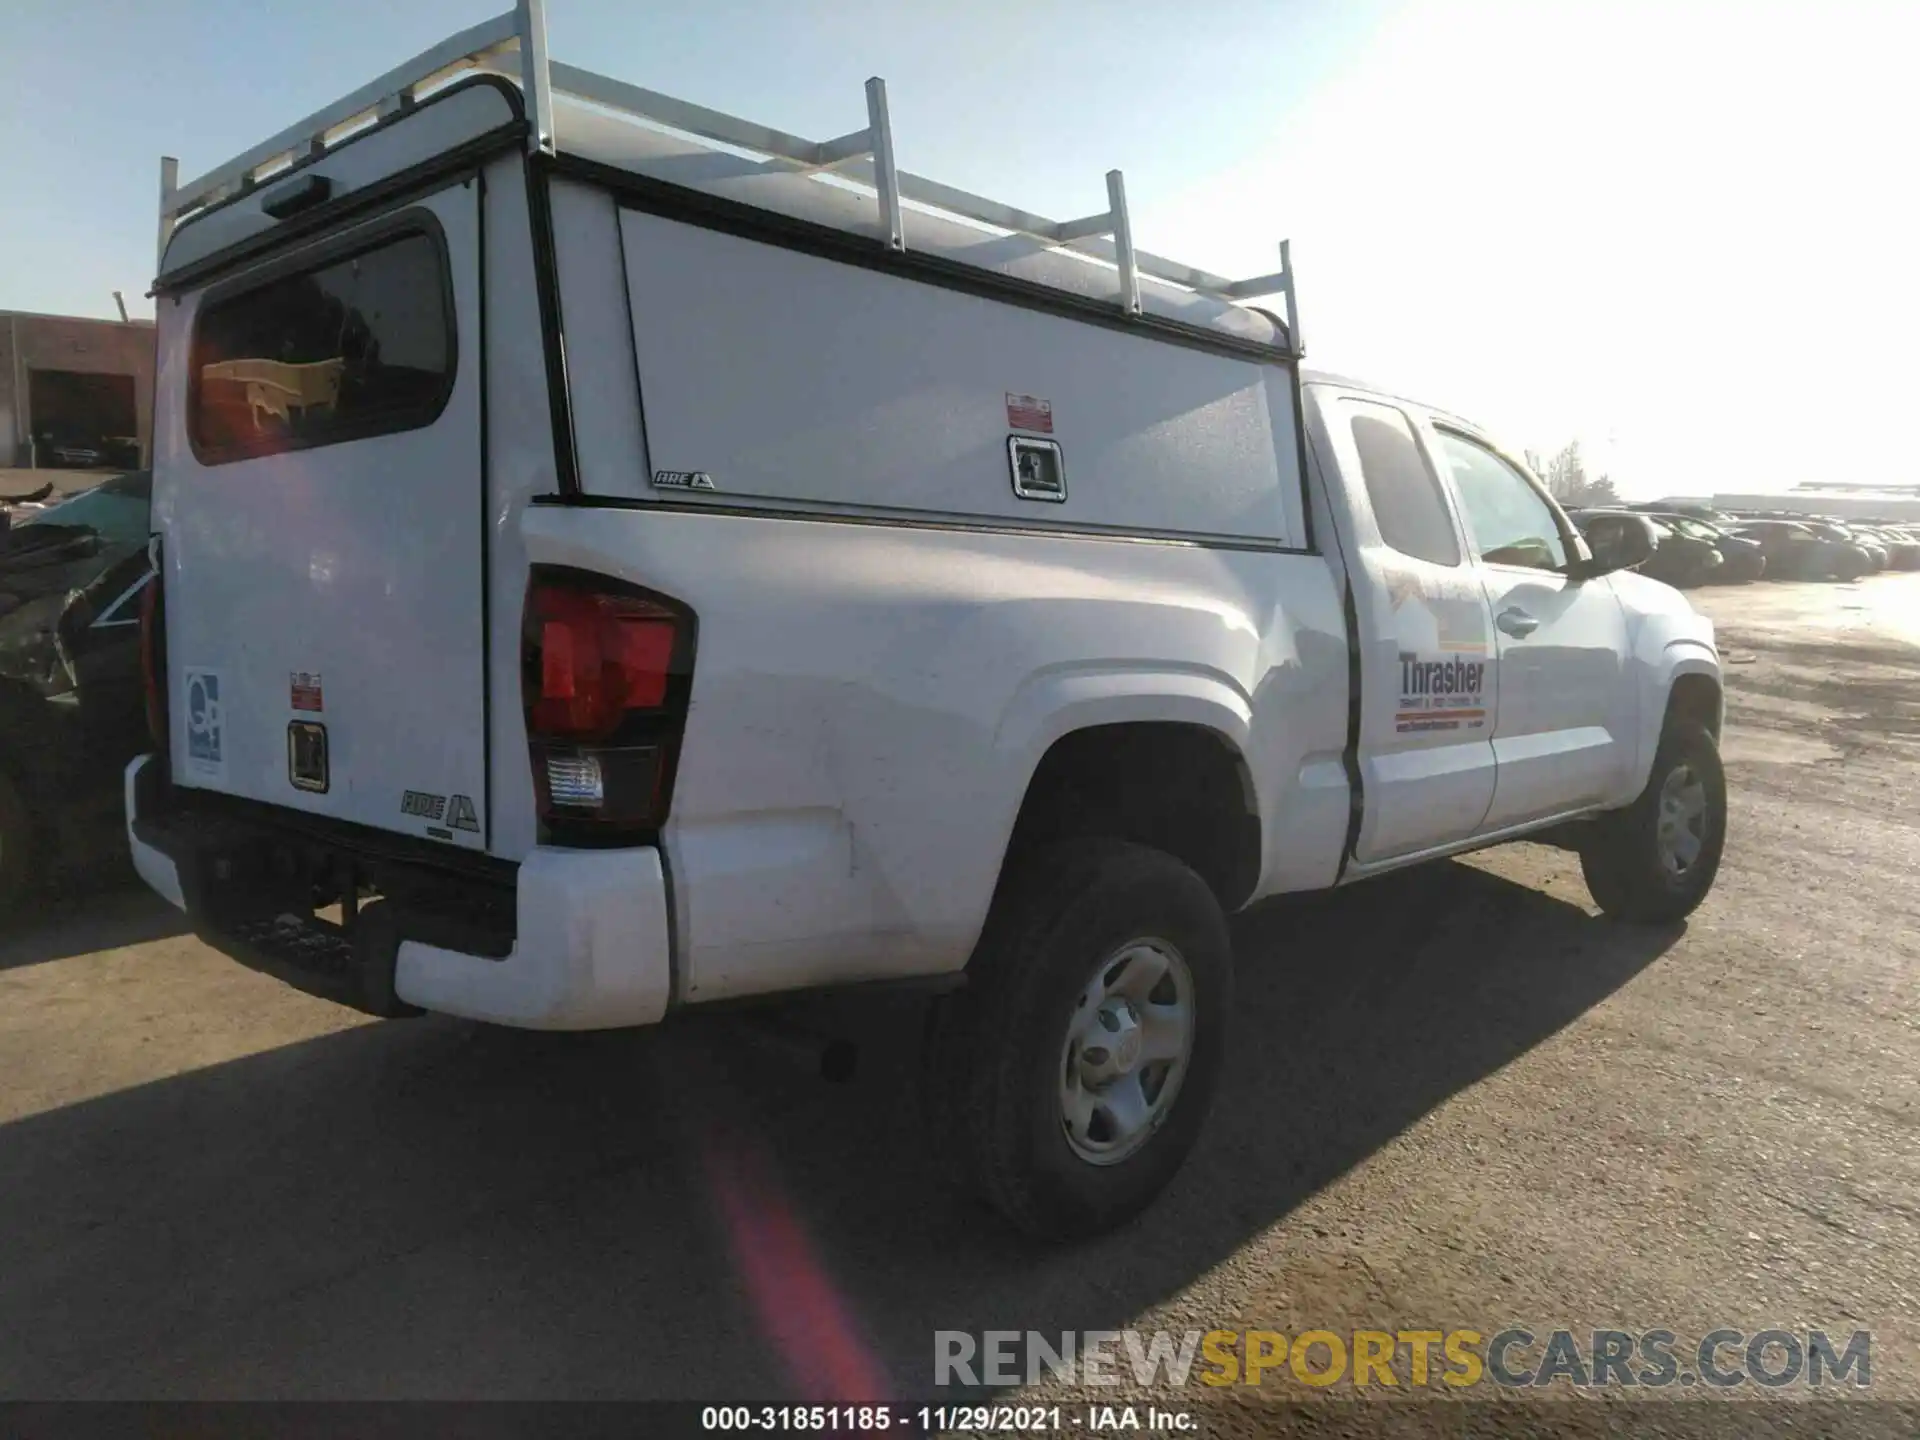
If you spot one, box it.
[0,855,1679,1399]
[0,882,189,973]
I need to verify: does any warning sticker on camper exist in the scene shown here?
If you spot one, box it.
[1006,394,1054,434]
[290,671,324,712]
[184,668,225,781]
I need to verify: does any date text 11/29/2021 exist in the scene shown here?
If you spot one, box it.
[701,1405,1197,1433]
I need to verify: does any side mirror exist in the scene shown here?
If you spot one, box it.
[1575,518,1656,578]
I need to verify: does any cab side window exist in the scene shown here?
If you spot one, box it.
[1344,401,1461,567]
[1436,430,1568,572]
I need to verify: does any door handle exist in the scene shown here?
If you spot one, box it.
[1496,607,1539,638]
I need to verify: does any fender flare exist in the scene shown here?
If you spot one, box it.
[1661,641,1723,712]
[1634,638,1723,788]
[994,663,1255,772]
[989,662,1260,871]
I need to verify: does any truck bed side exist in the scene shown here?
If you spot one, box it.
[525,500,1352,1004]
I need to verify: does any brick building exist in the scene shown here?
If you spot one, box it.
[0,310,156,469]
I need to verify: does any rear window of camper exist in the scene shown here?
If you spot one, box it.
[189,223,454,463]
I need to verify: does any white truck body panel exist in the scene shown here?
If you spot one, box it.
[478,153,564,862]
[1475,561,1636,829]
[616,210,1302,542]
[1304,385,1501,861]
[1302,379,1647,859]
[130,33,1720,1033]
[520,502,1350,1002]
[546,179,649,510]
[155,180,491,849]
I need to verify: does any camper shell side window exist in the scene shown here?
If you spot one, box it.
[187,212,456,465]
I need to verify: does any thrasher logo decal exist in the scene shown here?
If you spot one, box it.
[1395,650,1489,734]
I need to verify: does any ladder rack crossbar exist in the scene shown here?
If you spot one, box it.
[158,3,1297,348]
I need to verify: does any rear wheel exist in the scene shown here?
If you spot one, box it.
[922,841,1232,1241]
[1580,720,1726,924]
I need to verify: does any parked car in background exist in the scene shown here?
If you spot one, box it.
[1856,524,1920,569]
[1628,500,1746,531]
[44,439,106,469]
[1890,527,1920,569]
[1806,519,1887,571]
[1570,510,1724,587]
[1638,512,1767,582]
[1730,519,1871,580]
[0,470,154,916]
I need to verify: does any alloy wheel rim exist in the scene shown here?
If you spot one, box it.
[1656,762,1708,878]
[1058,937,1195,1166]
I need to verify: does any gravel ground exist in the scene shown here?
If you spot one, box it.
[1,571,1915,1437]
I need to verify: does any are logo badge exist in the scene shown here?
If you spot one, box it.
[651,470,717,492]
[184,668,224,777]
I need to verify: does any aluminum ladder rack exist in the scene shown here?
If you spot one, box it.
[158,0,1300,353]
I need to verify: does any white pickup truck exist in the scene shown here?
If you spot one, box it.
[128,5,1726,1239]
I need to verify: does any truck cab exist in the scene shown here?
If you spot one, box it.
[127,3,1726,1240]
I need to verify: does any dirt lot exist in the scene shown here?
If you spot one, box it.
[2,572,1916,1433]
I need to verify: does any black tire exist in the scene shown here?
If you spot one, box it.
[1580,719,1726,924]
[0,768,37,922]
[921,840,1232,1241]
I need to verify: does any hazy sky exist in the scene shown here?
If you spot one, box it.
[4,0,1915,498]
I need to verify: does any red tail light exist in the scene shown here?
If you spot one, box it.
[522,568,694,845]
[139,566,168,755]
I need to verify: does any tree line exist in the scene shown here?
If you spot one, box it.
[1524,440,1620,509]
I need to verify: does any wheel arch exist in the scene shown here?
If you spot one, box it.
[991,697,1264,919]
[1666,665,1724,741]
[1626,637,1722,796]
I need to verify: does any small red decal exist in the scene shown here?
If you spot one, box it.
[1006,393,1054,434]
[291,671,324,712]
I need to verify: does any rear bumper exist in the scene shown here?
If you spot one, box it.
[126,757,187,910]
[395,846,672,1028]
[124,755,673,1029]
